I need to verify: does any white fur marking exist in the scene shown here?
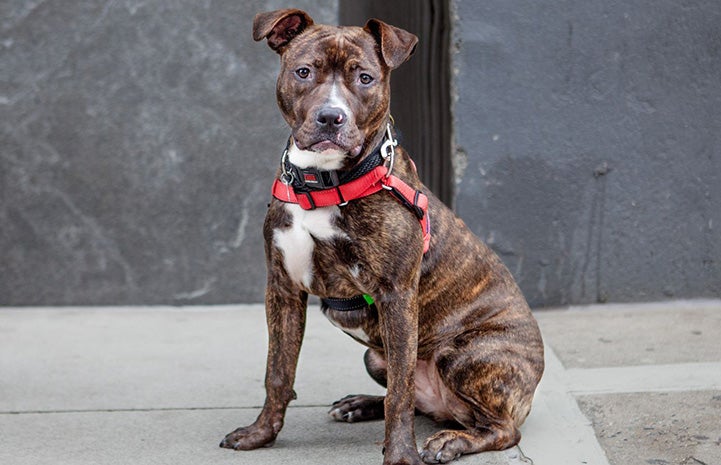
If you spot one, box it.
[273,204,346,289]
[288,141,345,171]
[325,315,371,343]
[349,264,361,279]
[343,326,371,343]
[328,83,352,116]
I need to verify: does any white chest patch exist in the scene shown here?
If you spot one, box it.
[273,204,346,289]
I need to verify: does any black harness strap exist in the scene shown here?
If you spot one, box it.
[321,295,371,312]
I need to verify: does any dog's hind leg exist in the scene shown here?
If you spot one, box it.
[328,349,387,422]
[418,314,543,463]
[419,422,520,464]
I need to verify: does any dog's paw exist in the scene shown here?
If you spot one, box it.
[328,394,385,423]
[419,430,466,464]
[219,424,276,450]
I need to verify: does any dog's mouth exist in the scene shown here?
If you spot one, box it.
[309,140,345,152]
[298,138,363,157]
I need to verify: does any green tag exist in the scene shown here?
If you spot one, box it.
[363,294,375,305]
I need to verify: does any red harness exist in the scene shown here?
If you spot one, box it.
[271,163,431,253]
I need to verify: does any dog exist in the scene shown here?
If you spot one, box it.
[219,9,545,465]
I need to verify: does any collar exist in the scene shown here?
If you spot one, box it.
[280,123,398,192]
[271,123,431,253]
[282,148,385,192]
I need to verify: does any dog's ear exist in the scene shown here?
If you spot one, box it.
[253,9,314,53]
[364,19,418,69]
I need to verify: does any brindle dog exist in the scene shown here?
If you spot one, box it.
[220,9,544,465]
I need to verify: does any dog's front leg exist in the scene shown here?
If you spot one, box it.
[220,286,307,450]
[378,289,423,465]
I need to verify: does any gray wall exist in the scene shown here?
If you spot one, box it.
[2,1,720,307]
[1,0,336,305]
[452,0,721,307]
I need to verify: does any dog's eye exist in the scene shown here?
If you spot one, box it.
[359,73,374,85]
[295,67,311,79]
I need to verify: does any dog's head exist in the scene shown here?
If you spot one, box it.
[253,9,417,163]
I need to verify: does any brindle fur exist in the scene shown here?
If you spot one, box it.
[220,9,544,465]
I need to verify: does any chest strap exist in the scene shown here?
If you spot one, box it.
[272,164,430,253]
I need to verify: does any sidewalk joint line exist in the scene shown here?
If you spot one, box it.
[0,404,331,416]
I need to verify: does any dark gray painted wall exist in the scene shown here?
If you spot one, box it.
[340,0,453,205]
[452,0,721,307]
[2,1,719,307]
[1,0,336,305]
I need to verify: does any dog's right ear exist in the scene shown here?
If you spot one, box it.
[253,9,314,53]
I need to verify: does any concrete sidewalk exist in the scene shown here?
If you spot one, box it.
[1,300,720,465]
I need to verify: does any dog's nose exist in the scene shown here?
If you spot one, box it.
[316,107,346,129]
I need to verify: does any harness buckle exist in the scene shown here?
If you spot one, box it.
[295,166,340,189]
[380,123,398,178]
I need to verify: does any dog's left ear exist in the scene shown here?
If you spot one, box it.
[364,19,418,69]
[253,8,314,53]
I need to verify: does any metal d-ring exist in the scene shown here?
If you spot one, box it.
[279,148,294,185]
[380,123,398,177]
